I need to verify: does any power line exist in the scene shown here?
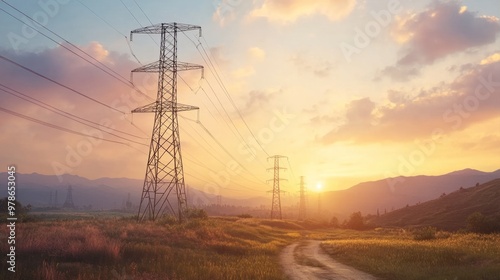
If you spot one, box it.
[74,0,126,37]
[119,0,158,46]
[180,116,265,187]
[182,151,260,192]
[74,0,142,64]
[133,0,154,26]
[0,54,127,114]
[198,36,270,157]
[0,85,148,146]
[287,157,297,185]
[182,31,270,169]
[185,116,264,183]
[0,106,143,147]
[0,3,151,102]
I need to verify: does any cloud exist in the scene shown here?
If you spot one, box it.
[481,52,500,65]
[208,46,231,69]
[0,43,151,179]
[232,66,255,79]
[322,58,500,144]
[381,0,500,81]
[241,89,280,115]
[250,0,356,24]
[290,52,334,78]
[248,47,266,60]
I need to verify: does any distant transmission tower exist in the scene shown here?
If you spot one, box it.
[48,190,53,207]
[267,155,287,219]
[131,23,203,222]
[62,185,75,209]
[299,176,306,220]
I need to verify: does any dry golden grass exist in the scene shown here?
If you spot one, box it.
[0,216,301,279]
[321,229,500,280]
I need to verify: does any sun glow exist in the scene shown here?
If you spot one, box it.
[316,182,323,192]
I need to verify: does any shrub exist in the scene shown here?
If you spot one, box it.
[345,212,364,230]
[187,208,208,220]
[237,214,253,218]
[413,226,437,241]
[466,212,499,234]
[157,214,178,225]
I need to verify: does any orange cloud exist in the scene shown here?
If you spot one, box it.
[323,60,500,144]
[251,0,356,23]
[383,1,500,81]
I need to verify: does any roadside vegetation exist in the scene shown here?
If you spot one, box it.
[0,214,308,280]
[320,228,500,280]
[2,206,499,280]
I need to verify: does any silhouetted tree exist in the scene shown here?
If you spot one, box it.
[467,212,499,234]
[346,211,364,230]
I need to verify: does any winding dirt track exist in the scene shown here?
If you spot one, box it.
[280,240,377,280]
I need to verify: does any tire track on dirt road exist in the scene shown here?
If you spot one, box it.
[280,240,377,280]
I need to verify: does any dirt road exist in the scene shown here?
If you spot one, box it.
[280,240,377,280]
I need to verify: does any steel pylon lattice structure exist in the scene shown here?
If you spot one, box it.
[62,185,75,209]
[298,176,306,220]
[131,23,203,222]
[267,155,287,220]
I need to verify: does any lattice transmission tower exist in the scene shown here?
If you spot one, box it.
[298,176,306,220]
[62,185,75,209]
[130,23,203,222]
[267,155,287,219]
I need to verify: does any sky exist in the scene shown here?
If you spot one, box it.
[0,0,499,199]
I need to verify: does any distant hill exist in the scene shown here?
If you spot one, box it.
[368,179,500,230]
[321,169,500,219]
[0,172,268,210]
[2,168,499,217]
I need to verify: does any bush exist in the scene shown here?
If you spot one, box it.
[157,214,178,225]
[413,226,437,241]
[345,212,364,230]
[186,208,208,220]
[466,212,499,234]
[237,214,252,218]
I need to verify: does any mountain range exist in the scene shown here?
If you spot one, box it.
[0,172,267,210]
[1,168,499,218]
[322,168,500,219]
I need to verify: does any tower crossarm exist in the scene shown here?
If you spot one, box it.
[130,23,201,39]
[132,61,204,73]
[132,101,199,113]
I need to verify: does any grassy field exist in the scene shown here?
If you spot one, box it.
[320,229,500,280]
[0,215,307,280]
[2,213,500,279]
